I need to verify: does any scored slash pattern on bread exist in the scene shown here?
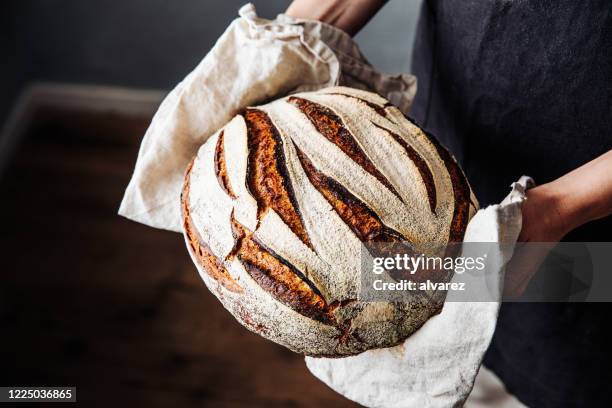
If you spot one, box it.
[181,86,478,356]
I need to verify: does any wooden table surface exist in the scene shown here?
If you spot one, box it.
[0,107,360,407]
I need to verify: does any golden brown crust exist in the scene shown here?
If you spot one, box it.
[213,130,237,199]
[183,156,339,329]
[407,118,472,243]
[294,144,404,243]
[373,123,438,214]
[181,160,242,293]
[326,92,391,117]
[243,109,312,248]
[229,215,335,325]
[288,96,402,200]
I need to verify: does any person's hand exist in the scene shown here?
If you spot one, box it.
[286,0,386,35]
[503,150,612,297]
[503,184,569,297]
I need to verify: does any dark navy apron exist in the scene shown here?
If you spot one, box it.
[410,1,612,406]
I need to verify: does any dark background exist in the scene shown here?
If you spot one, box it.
[0,1,421,406]
[0,0,420,136]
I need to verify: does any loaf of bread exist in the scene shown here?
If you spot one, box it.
[181,87,478,356]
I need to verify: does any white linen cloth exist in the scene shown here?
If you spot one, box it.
[118,4,532,407]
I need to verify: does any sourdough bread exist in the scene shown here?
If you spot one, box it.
[181,87,478,356]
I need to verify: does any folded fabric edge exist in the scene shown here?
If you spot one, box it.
[118,196,182,233]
